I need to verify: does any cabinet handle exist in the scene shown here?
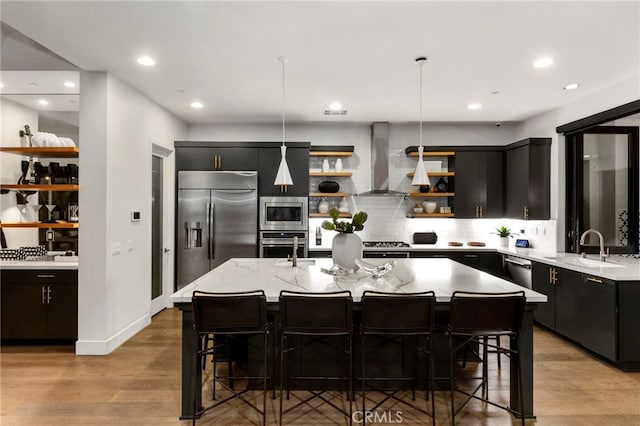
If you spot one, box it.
[524,206,529,220]
[479,206,483,217]
[47,286,52,304]
[587,277,603,284]
[464,254,478,258]
[37,274,55,278]
[42,286,46,304]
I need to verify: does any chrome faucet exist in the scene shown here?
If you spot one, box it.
[579,229,609,262]
[292,236,298,267]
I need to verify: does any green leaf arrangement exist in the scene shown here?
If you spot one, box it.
[492,226,518,238]
[321,208,368,234]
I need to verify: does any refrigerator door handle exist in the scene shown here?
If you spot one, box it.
[210,203,216,260]
[206,202,211,260]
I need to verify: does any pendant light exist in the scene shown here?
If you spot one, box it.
[274,56,293,188]
[411,57,431,187]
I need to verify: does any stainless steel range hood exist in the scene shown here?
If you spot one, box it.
[356,122,406,196]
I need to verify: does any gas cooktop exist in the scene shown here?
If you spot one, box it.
[363,241,411,248]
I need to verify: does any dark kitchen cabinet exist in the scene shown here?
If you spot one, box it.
[455,150,504,218]
[175,146,259,171]
[0,269,78,340]
[505,138,551,220]
[531,262,557,329]
[259,146,310,196]
[531,261,634,368]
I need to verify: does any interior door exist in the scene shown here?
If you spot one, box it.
[150,155,166,315]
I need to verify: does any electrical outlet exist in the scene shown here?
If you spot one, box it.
[45,230,55,241]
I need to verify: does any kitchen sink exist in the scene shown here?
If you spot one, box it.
[274,258,316,267]
[544,257,624,269]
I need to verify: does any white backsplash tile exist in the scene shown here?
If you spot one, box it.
[309,196,557,251]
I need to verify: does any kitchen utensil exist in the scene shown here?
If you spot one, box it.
[413,232,438,244]
[448,242,463,247]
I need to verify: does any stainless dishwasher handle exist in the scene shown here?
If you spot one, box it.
[37,274,55,278]
[504,258,532,269]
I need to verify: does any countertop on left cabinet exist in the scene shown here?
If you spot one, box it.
[0,260,78,269]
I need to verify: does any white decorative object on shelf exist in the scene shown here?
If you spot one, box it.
[338,197,349,213]
[322,158,330,173]
[318,198,330,214]
[423,201,437,213]
[335,158,343,172]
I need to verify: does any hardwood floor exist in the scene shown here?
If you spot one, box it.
[1,308,639,425]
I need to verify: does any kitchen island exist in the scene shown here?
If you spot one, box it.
[169,257,546,420]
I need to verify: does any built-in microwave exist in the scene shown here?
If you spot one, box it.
[259,196,308,231]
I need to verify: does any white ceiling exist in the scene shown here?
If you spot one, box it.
[1,1,639,125]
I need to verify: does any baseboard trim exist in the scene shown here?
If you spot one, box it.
[75,314,151,355]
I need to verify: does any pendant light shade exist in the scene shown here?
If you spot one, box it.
[274,56,293,187]
[411,57,431,187]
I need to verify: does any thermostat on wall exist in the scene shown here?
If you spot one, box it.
[131,211,141,222]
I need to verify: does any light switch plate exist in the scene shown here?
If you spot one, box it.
[111,243,121,255]
[127,240,134,252]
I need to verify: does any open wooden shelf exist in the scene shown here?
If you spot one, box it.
[0,147,79,158]
[406,171,455,178]
[0,184,79,191]
[309,171,353,177]
[0,221,79,229]
[309,192,351,197]
[406,192,455,197]
[310,151,353,157]
[309,212,352,218]
[407,213,455,218]
[406,151,455,157]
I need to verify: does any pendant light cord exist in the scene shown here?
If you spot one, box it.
[418,57,425,148]
[279,56,289,147]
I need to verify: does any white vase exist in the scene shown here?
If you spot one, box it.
[332,233,363,271]
[499,236,509,247]
[335,158,343,172]
[322,159,330,173]
[318,198,330,214]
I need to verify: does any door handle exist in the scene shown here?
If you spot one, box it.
[475,206,479,217]
[210,203,216,259]
[587,277,603,284]
[479,206,483,217]
[163,248,171,253]
[42,286,46,304]
[47,286,52,304]
[206,202,211,260]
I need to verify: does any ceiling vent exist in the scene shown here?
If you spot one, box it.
[324,110,347,116]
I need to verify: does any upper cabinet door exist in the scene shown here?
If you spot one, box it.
[176,147,259,171]
[259,146,310,196]
[455,150,503,218]
[505,139,550,220]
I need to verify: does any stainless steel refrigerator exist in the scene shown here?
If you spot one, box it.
[176,171,257,289]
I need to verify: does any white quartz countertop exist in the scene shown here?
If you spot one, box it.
[0,260,78,270]
[169,257,546,304]
[497,248,640,281]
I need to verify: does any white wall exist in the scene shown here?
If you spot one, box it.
[515,74,640,250]
[77,71,186,355]
[0,98,40,247]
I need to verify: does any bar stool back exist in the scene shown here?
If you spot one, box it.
[360,290,436,425]
[447,290,526,426]
[192,290,270,426]
[279,290,353,425]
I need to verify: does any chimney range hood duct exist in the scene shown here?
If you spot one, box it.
[357,122,406,196]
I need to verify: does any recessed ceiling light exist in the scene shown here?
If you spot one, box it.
[533,57,554,68]
[28,82,39,87]
[38,99,49,106]
[136,56,156,66]
[64,81,76,88]
[190,101,204,109]
[564,83,580,90]
[491,91,500,95]
[328,102,342,111]
[467,103,482,110]
[0,81,3,89]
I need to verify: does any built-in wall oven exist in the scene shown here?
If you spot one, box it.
[259,196,309,258]
[259,231,308,258]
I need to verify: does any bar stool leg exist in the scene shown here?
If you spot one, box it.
[361,335,367,426]
[279,334,285,426]
[449,335,457,426]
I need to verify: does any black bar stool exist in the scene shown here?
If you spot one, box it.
[447,290,526,426]
[192,290,271,426]
[278,290,353,425]
[360,290,436,425]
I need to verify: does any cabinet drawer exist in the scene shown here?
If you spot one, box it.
[1,269,77,284]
